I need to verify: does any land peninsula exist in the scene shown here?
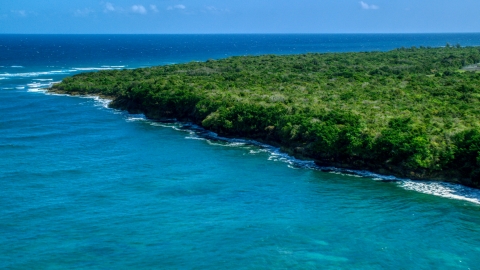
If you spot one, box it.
[50,46,480,188]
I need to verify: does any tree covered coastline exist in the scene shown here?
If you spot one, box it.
[50,46,480,187]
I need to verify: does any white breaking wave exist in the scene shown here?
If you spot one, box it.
[0,65,126,78]
[46,93,69,97]
[206,141,247,147]
[249,149,268,154]
[72,66,125,71]
[27,88,47,93]
[26,80,56,93]
[27,82,44,87]
[185,136,208,141]
[0,77,6,80]
[72,67,113,71]
[0,70,70,78]
[73,95,112,109]
[126,115,147,122]
[399,181,480,204]
[91,96,112,109]
[11,65,24,68]
[101,65,126,68]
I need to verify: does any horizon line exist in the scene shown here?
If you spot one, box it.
[1,32,480,35]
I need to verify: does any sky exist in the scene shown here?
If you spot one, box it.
[1,0,480,34]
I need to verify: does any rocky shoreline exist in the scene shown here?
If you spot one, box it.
[48,88,472,188]
[47,48,480,189]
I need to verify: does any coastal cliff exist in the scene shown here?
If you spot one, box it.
[49,46,480,188]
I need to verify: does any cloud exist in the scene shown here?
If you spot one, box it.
[11,10,27,17]
[167,4,186,10]
[150,5,159,13]
[101,2,154,15]
[104,2,116,12]
[131,5,147,14]
[360,1,379,10]
[74,8,94,17]
[205,6,230,13]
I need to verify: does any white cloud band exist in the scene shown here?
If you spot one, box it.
[360,1,379,10]
[132,5,147,14]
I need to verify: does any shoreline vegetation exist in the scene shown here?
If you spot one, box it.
[49,46,480,188]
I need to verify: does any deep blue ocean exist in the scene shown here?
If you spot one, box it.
[2,34,480,269]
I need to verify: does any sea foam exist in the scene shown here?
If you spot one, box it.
[89,96,112,109]
[0,65,126,78]
[399,181,480,204]
[126,115,147,122]
[0,70,70,78]
[27,88,47,93]
[72,66,125,71]
[101,65,126,68]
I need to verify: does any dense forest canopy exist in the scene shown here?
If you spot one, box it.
[51,46,480,187]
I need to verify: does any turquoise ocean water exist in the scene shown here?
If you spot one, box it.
[1,34,480,269]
